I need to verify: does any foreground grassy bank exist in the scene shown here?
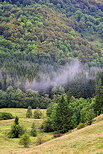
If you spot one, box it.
[15,115,103,154]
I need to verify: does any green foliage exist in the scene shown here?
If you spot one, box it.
[0,112,13,120]
[15,116,19,125]
[0,0,103,80]
[19,134,31,148]
[80,107,95,125]
[77,123,85,129]
[8,116,25,138]
[0,87,51,108]
[42,95,100,133]
[26,106,32,118]
[94,80,103,115]
[0,2,103,136]
[34,108,42,119]
[41,117,54,132]
[85,109,95,125]
[30,122,37,137]
[51,95,71,133]
[46,102,55,117]
[0,1,103,100]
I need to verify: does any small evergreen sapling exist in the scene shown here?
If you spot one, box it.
[30,122,37,137]
[8,116,25,138]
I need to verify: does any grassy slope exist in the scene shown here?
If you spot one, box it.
[15,115,103,154]
[0,108,53,154]
[0,109,103,154]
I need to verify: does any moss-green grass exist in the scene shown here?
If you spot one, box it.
[0,108,53,154]
[15,115,103,154]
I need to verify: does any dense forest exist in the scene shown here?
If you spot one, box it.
[0,0,103,107]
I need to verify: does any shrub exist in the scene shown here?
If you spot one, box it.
[26,106,32,118]
[34,108,42,119]
[19,134,31,148]
[77,123,85,129]
[0,112,14,120]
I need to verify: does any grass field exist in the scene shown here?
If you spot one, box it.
[14,115,103,154]
[0,108,53,154]
[0,109,103,154]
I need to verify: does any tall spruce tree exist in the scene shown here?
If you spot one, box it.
[94,80,103,115]
[30,122,37,137]
[51,95,71,133]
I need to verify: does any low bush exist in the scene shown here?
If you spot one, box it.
[34,108,42,119]
[77,123,85,129]
[19,134,31,148]
[0,112,14,120]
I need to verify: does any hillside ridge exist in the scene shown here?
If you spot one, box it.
[14,115,103,154]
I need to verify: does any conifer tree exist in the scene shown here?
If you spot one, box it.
[15,116,19,125]
[8,116,25,138]
[51,95,71,133]
[94,80,103,115]
[30,122,37,137]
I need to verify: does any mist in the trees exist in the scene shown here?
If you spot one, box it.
[25,59,102,91]
[0,59,102,93]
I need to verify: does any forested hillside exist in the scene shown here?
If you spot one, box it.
[0,0,103,93]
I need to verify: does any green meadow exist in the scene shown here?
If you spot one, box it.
[0,108,53,154]
[0,108,103,154]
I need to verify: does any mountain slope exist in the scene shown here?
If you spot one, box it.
[0,0,103,90]
[0,1,103,66]
[15,116,103,154]
[4,0,103,40]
